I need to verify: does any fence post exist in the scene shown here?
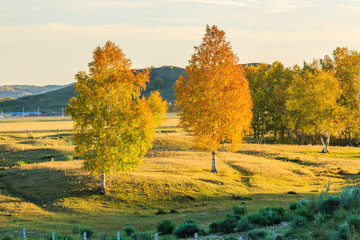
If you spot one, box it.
[194,232,198,240]
[23,228,26,240]
[117,231,120,240]
[154,232,158,240]
[57,128,59,137]
[83,231,87,240]
[52,232,55,240]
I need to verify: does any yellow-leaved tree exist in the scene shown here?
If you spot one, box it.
[66,41,167,194]
[174,25,253,173]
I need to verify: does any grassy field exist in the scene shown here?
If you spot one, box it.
[0,114,360,238]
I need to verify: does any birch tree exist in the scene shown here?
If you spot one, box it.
[286,67,342,153]
[66,41,167,194]
[174,25,253,173]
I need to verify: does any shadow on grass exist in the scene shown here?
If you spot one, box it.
[0,146,73,167]
[0,166,98,212]
[238,149,322,167]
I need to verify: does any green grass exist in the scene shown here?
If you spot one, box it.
[0,123,359,238]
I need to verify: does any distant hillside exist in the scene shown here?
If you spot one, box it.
[0,64,261,114]
[0,85,65,99]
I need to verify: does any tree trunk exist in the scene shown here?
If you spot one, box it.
[320,132,330,153]
[99,173,108,194]
[210,151,218,173]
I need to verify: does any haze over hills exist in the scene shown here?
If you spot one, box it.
[0,64,260,114]
[0,85,66,99]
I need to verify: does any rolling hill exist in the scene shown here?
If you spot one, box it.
[0,64,260,114]
[0,85,65,99]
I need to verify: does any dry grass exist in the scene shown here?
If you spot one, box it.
[0,121,360,237]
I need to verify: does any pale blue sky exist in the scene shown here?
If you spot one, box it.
[1,0,360,85]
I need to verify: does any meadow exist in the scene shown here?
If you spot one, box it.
[0,114,359,239]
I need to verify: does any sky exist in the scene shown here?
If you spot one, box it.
[1,0,360,86]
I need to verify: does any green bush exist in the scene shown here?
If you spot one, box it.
[289,202,297,210]
[130,231,152,240]
[290,215,308,229]
[209,214,238,234]
[247,230,267,240]
[290,199,309,210]
[232,204,248,216]
[173,219,199,239]
[319,195,340,214]
[71,224,80,234]
[237,218,254,232]
[246,212,270,226]
[43,233,73,240]
[0,234,14,240]
[339,186,360,210]
[124,226,135,236]
[157,219,175,235]
[16,161,26,167]
[294,207,314,221]
[154,78,164,90]
[80,226,94,238]
[348,214,360,233]
[338,222,350,240]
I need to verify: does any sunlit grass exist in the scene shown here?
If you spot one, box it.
[0,119,359,237]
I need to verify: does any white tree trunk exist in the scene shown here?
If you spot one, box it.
[100,173,108,194]
[320,132,330,153]
[210,151,218,173]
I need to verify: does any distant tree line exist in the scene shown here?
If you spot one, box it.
[244,47,360,151]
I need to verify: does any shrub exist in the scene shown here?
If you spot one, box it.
[80,226,94,238]
[339,186,360,210]
[43,233,73,240]
[154,78,164,90]
[319,195,340,214]
[232,204,248,216]
[156,209,167,215]
[130,231,152,240]
[247,230,267,240]
[124,226,135,237]
[157,219,175,235]
[294,207,314,221]
[348,214,360,233]
[290,215,308,229]
[237,218,254,232]
[246,212,270,226]
[209,214,238,234]
[16,161,26,167]
[289,202,297,210]
[173,219,199,239]
[338,222,350,240]
[1,234,14,240]
[71,224,80,234]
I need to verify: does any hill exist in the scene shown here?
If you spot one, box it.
[0,64,262,114]
[0,85,65,99]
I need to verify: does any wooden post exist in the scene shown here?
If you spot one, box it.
[23,228,26,240]
[117,231,120,240]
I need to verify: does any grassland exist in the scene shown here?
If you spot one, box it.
[0,114,360,238]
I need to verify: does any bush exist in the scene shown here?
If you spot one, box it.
[71,224,80,234]
[232,204,248,216]
[130,231,152,240]
[247,230,267,240]
[237,218,254,232]
[16,161,26,167]
[294,207,314,221]
[173,219,199,239]
[338,222,350,240]
[124,226,135,236]
[319,195,340,214]
[209,214,238,234]
[43,233,73,240]
[290,215,308,229]
[339,186,360,210]
[290,199,309,210]
[348,214,360,233]
[0,234,14,240]
[157,219,175,235]
[289,202,297,210]
[246,212,270,226]
[154,78,164,90]
[80,226,94,238]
